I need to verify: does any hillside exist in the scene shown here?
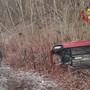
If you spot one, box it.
[0,0,90,90]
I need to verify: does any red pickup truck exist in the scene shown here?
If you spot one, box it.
[50,41,90,66]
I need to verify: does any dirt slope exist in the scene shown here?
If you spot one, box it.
[0,65,59,90]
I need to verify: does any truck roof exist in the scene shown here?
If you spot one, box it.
[63,40,90,49]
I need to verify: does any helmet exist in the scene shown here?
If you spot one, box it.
[87,8,90,15]
[87,8,90,19]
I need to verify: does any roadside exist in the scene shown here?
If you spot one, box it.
[0,64,59,90]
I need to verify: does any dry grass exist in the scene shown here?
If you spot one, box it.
[0,0,90,75]
[0,0,90,89]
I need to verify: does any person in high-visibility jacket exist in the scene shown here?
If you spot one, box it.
[81,7,90,22]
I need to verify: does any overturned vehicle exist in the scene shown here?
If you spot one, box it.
[50,41,90,67]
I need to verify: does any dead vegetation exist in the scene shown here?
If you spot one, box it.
[0,0,90,89]
[0,0,90,70]
[48,64,90,89]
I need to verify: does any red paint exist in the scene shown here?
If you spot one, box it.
[63,40,90,48]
